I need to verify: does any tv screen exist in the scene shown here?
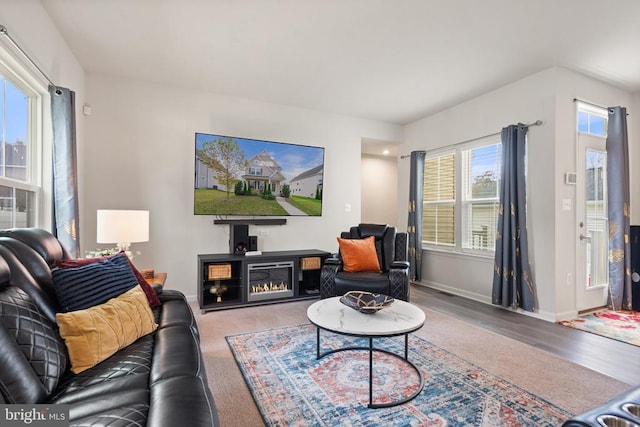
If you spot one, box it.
[195,133,324,216]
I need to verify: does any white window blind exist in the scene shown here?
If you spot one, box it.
[423,152,455,247]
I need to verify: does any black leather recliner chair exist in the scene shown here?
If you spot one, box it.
[320,223,410,301]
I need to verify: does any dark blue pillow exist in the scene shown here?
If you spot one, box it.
[52,252,139,312]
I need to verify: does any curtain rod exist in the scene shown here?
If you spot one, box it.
[573,98,606,110]
[400,120,542,159]
[0,24,61,95]
[573,98,629,116]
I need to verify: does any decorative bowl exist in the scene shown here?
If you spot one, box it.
[339,291,394,314]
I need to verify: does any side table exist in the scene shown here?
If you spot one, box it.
[145,272,166,288]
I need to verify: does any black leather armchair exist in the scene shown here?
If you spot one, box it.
[320,224,410,301]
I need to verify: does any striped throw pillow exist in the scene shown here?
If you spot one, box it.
[52,252,139,311]
[55,253,161,308]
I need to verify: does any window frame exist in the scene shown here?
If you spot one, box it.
[422,133,502,257]
[0,42,50,229]
[460,135,501,254]
[577,102,608,137]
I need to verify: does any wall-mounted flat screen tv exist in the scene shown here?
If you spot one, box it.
[195,133,324,216]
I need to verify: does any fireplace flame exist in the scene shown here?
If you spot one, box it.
[251,281,289,293]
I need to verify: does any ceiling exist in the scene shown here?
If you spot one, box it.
[41,0,640,147]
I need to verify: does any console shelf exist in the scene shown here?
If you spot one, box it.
[197,249,331,312]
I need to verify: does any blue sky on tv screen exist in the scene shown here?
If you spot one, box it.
[196,133,324,181]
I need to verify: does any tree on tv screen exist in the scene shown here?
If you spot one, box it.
[197,136,247,200]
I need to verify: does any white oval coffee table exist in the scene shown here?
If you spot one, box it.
[307,296,425,408]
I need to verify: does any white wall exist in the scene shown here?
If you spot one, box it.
[82,75,402,298]
[361,154,398,226]
[400,67,635,321]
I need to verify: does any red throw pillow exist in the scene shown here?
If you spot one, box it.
[337,236,382,273]
[55,252,161,308]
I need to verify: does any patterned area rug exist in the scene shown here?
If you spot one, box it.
[559,310,640,346]
[226,324,571,426]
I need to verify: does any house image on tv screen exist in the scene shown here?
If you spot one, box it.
[195,156,222,190]
[194,133,325,216]
[243,151,287,194]
[290,165,323,199]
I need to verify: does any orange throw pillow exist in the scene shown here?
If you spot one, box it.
[337,236,381,273]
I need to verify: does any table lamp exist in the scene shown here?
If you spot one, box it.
[96,210,149,255]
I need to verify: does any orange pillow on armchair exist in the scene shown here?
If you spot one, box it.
[337,236,382,273]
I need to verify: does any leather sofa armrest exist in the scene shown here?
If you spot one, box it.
[324,256,341,266]
[389,266,410,301]
[390,260,409,270]
[320,259,342,299]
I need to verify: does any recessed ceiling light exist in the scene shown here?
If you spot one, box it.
[383,149,389,155]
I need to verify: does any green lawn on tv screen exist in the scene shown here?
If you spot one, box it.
[194,189,321,216]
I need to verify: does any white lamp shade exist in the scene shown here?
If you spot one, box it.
[96,210,149,244]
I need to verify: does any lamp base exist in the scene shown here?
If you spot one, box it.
[85,243,136,260]
[116,242,131,252]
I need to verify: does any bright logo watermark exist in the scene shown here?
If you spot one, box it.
[1,405,69,426]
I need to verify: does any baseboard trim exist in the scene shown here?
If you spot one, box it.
[413,280,491,305]
[412,281,560,323]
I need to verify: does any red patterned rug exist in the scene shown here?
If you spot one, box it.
[227,324,572,426]
[559,309,640,346]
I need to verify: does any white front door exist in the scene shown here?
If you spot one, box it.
[575,132,608,311]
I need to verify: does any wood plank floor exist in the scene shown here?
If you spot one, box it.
[412,284,640,386]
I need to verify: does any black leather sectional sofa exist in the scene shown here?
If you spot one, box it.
[0,228,218,426]
[562,386,640,426]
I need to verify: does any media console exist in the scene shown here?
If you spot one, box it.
[197,250,331,312]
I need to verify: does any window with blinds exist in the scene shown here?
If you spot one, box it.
[422,133,502,254]
[423,153,455,247]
